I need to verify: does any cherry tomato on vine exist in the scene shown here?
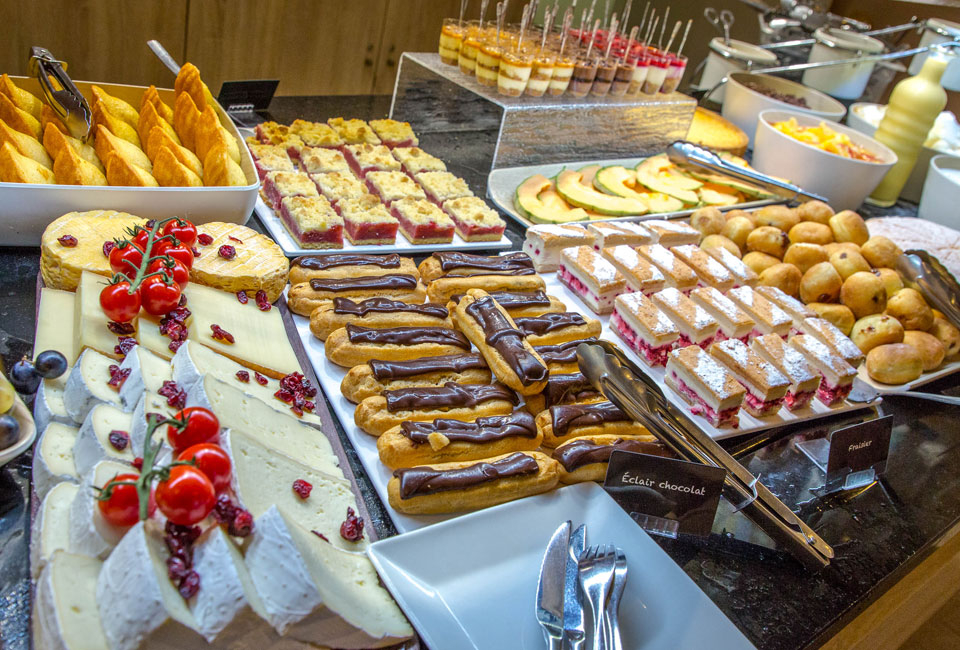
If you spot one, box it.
[163,243,194,270]
[109,242,144,279]
[100,281,142,322]
[163,219,198,246]
[132,228,152,253]
[167,407,220,453]
[140,275,182,316]
[151,238,173,258]
[148,258,190,288]
[156,465,216,525]
[178,444,231,492]
[97,473,156,526]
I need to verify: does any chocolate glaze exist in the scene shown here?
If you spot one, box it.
[545,373,602,408]
[465,296,547,386]
[370,353,488,380]
[333,297,448,319]
[400,411,537,445]
[450,290,551,309]
[384,381,519,412]
[516,312,587,336]
[551,401,630,437]
[434,251,535,276]
[394,452,539,498]
[553,438,667,472]
[534,338,597,365]
[346,325,470,349]
[309,274,418,292]
[294,253,401,270]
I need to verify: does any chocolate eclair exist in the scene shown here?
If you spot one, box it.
[514,312,603,346]
[419,251,535,282]
[340,353,491,403]
[533,338,597,373]
[536,400,649,447]
[446,290,566,318]
[289,253,419,284]
[524,371,606,415]
[325,324,471,367]
[310,296,451,341]
[553,434,667,484]
[288,273,427,316]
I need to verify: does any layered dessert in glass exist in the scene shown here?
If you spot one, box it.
[526,52,555,97]
[642,53,669,94]
[439,18,465,66]
[498,47,534,97]
[568,57,598,98]
[547,55,575,95]
[661,54,687,93]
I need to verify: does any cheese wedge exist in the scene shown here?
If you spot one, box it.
[33,423,79,500]
[75,270,138,360]
[130,391,179,456]
[68,460,135,559]
[63,348,123,423]
[246,506,413,646]
[136,312,177,361]
[30,481,79,578]
[34,378,71,432]
[34,288,78,364]
[191,222,289,302]
[184,283,301,379]
[35,551,110,650]
[116,344,172,409]
[74,404,135,475]
[40,211,146,291]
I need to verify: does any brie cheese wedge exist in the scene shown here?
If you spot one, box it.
[68,460,135,559]
[35,551,110,650]
[117,344,173,410]
[76,270,136,360]
[33,423,80,500]
[30,481,79,579]
[74,404,135,476]
[34,378,72,432]
[130,391,179,456]
[35,288,79,366]
[63,349,123,424]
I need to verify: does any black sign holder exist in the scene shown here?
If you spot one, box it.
[796,415,894,496]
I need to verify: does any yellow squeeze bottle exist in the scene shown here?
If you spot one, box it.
[868,48,952,207]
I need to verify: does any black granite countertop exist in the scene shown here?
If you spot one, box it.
[1,95,958,650]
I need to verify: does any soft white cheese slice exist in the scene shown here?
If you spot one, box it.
[35,550,109,650]
[63,349,123,424]
[68,459,135,559]
[130,390,179,456]
[76,270,136,360]
[74,404,135,476]
[35,288,79,365]
[136,312,176,361]
[117,344,173,410]
[33,423,80,500]
[30,481,79,579]
[222,429,360,550]
[34,378,72,432]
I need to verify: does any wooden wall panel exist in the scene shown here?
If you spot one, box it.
[185,0,389,97]
[0,0,187,88]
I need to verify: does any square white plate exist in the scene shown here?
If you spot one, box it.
[368,483,757,650]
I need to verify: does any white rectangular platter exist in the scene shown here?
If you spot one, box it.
[255,196,513,256]
[856,358,960,393]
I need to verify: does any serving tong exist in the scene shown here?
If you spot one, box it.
[576,340,835,570]
[28,46,92,142]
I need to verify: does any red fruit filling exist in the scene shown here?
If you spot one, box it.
[610,311,674,367]
[669,371,741,428]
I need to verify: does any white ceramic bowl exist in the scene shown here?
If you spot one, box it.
[918,155,960,228]
[722,72,847,148]
[753,109,897,211]
[0,397,37,469]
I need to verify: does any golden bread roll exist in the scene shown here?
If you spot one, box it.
[902,330,945,371]
[866,343,923,385]
[0,141,54,183]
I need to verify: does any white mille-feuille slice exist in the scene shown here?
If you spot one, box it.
[558,246,625,315]
[246,506,413,647]
[671,244,736,292]
[34,377,72,432]
[665,345,746,428]
[35,551,110,650]
[798,317,865,367]
[116,344,172,410]
[652,287,719,349]
[750,334,821,411]
[641,219,700,247]
[612,292,679,366]
[709,338,790,418]
[726,286,792,338]
[63,349,124,424]
[788,335,857,406]
[704,246,759,287]
[31,481,79,579]
[586,221,653,250]
[74,404,136,476]
[690,287,755,343]
[522,224,595,272]
[68,460,135,559]
[755,285,815,331]
[636,244,699,292]
[33,422,80,500]
[601,245,666,295]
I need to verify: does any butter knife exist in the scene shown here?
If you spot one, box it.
[536,521,570,650]
[563,524,587,650]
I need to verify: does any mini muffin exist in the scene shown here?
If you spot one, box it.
[829,249,871,280]
[875,268,904,300]
[860,236,902,269]
[808,302,856,335]
[788,221,833,246]
[746,226,789,259]
[700,234,741,258]
[722,216,755,250]
[754,204,800,232]
[795,200,834,225]
[759,263,802,298]
[690,207,726,238]
[742,251,781,275]
[829,210,869,246]
[929,316,960,357]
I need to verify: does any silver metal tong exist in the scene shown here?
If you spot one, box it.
[898,249,960,328]
[28,46,92,142]
[576,340,835,570]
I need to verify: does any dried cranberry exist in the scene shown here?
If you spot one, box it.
[197,233,213,246]
[210,324,235,344]
[213,494,237,523]
[178,294,188,307]
[292,479,313,499]
[236,291,248,305]
[304,400,316,412]
[107,366,131,390]
[168,339,185,353]
[107,321,136,335]
[166,521,203,545]
[145,219,156,229]
[133,457,144,471]
[254,372,268,386]
[108,430,130,451]
[102,241,115,257]
[114,337,137,358]
[235,370,250,383]
[255,290,272,312]
[178,570,200,599]
[274,389,294,404]
[57,234,78,247]
[158,380,187,409]
[192,246,201,257]
[229,510,254,537]
[218,245,236,260]
[228,235,243,244]
[311,530,329,542]
[340,507,365,542]
[166,556,188,582]
[165,535,189,561]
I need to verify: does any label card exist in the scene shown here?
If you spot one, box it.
[797,415,893,495]
[603,450,725,538]
[217,80,280,112]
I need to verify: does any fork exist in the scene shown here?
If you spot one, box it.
[604,549,628,650]
[578,544,617,650]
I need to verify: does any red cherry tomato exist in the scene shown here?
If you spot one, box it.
[156,465,216,525]
[140,275,182,316]
[148,258,190,287]
[97,473,156,526]
[163,219,198,246]
[178,444,231,492]
[167,407,220,453]
[163,243,194,270]
[100,281,142,322]
[109,242,144,279]
[132,228,152,254]
[151,238,172,258]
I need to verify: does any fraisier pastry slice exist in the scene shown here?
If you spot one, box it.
[665,345,746,428]
[310,171,368,211]
[755,285,815,331]
[366,170,427,205]
[636,244,698,292]
[342,143,400,177]
[671,244,735,292]
[586,221,653,249]
[558,246,625,315]
[705,246,758,287]
[279,195,344,250]
[642,219,700,247]
[300,146,351,174]
[690,286,754,343]
[611,292,679,366]
[652,287,719,349]
[392,146,446,175]
[726,286,792,338]
[262,170,319,208]
[442,196,505,242]
[416,171,474,206]
[391,198,455,244]
[788,335,857,406]
[798,317,865,367]
[602,244,666,295]
[369,118,419,148]
[339,194,399,246]
[709,338,790,418]
[522,224,595,272]
[750,334,821,411]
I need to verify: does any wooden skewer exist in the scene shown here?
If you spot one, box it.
[677,19,693,57]
[605,14,619,59]
[621,24,639,64]
[585,18,601,58]
[665,20,681,54]
[658,6,669,49]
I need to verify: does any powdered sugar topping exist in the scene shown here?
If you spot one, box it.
[643,244,676,271]
[611,245,641,268]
